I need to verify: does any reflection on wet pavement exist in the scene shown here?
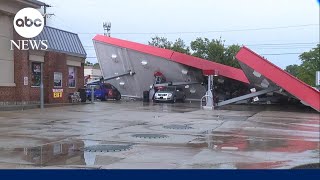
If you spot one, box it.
[0,140,86,166]
[204,133,319,153]
[0,101,318,169]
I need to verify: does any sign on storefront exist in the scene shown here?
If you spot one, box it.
[24,77,28,86]
[316,71,320,86]
[53,89,63,98]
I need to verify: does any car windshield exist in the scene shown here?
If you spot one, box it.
[86,84,99,89]
[160,87,176,92]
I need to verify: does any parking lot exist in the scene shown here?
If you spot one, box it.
[0,101,319,169]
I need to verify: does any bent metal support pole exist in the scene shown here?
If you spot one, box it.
[206,75,214,108]
[216,87,279,107]
[103,70,135,81]
[201,75,214,110]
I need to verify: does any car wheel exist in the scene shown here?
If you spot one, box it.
[81,97,87,102]
[101,94,107,101]
[115,94,121,101]
[182,95,186,103]
[171,96,177,103]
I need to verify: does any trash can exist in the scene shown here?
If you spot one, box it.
[78,88,87,102]
[143,91,149,102]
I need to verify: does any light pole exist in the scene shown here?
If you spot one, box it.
[213,70,219,106]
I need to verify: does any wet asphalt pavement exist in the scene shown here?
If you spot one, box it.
[0,101,319,169]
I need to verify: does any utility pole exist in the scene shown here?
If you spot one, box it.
[40,63,44,109]
[103,22,111,37]
[40,3,52,110]
[43,4,53,26]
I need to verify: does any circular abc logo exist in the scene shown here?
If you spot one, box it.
[13,8,44,38]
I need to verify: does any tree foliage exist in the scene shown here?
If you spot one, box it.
[285,64,300,77]
[84,61,93,66]
[190,37,241,68]
[149,36,240,68]
[93,63,100,69]
[171,38,190,55]
[148,36,190,54]
[85,61,100,69]
[285,44,320,86]
[148,36,172,49]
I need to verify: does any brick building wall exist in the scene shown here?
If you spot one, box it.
[0,1,86,106]
[0,87,16,104]
[0,47,85,105]
[44,52,84,104]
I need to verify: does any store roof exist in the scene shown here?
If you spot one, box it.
[33,26,87,58]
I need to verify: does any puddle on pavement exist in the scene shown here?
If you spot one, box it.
[0,140,132,167]
[189,131,319,153]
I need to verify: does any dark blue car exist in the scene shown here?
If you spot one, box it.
[86,82,121,101]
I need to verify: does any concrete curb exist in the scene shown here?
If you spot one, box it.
[0,102,92,111]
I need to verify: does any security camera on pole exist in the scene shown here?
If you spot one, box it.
[103,22,111,37]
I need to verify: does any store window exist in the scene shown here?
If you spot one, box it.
[68,67,76,88]
[54,72,62,88]
[31,62,41,87]
[53,144,62,155]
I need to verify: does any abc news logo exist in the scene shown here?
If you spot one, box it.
[10,8,48,51]
[15,16,42,27]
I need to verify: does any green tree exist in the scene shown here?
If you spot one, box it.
[297,44,320,86]
[171,38,190,55]
[149,36,190,54]
[224,44,241,68]
[149,36,241,68]
[190,38,211,59]
[93,63,100,69]
[285,44,319,86]
[85,61,93,66]
[285,64,300,77]
[148,36,172,49]
[190,37,240,68]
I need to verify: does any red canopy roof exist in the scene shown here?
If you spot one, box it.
[236,46,320,111]
[93,35,249,84]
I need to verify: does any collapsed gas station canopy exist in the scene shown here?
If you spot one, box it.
[93,35,319,111]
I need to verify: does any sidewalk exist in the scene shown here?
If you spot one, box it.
[0,102,91,111]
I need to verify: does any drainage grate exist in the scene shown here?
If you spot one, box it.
[27,127,42,130]
[132,134,168,139]
[212,115,249,121]
[163,124,193,130]
[47,129,64,132]
[78,121,90,123]
[84,144,132,152]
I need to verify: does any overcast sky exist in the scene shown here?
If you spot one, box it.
[41,0,319,68]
